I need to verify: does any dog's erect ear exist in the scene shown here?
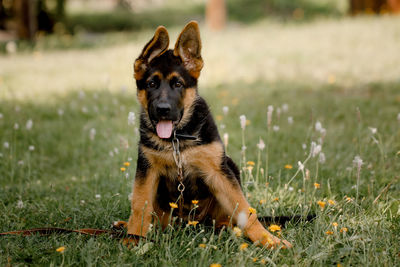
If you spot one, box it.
[174,21,203,79]
[134,26,169,80]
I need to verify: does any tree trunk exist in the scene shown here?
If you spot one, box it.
[15,0,37,40]
[206,0,226,31]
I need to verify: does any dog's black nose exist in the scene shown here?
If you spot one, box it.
[156,102,171,116]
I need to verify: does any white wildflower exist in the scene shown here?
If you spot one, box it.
[298,161,304,171]
[79,90,85,99]
[276,107,281,119]
[310,142,316,154]
[239,115,246,130]
[6,41,17,54]
[273,125,280,132]
[18,160,24,165]
[241,145,247,152]
[14,123,19,130]
[128,157,133,161]
[220,124,226,129]
[125,173,129,179]
[223,133,229,148]
[26,119,33,130]
[257,138,265,150]
[222,106,229,115]
[128,112,136,125]
[353,155,363,169]
[29,145,35,151]
[237,211,248,229]
[95,194,101,199]
[4,142,9,149]
[17,200,24,209]
[288,186,294,192]
[282,103,289,112]
[109,151,114,157]
[319,152,326,164]
[368,127,377,135]
[80,200,85,204]
[302,143,307,150]
[58,109,64,116]
[89,128,96,141]
[315,121,322,132]
[267,105,274,127]
[320,128,326,137]
[114,147,119,154]
[288,116,293,124]
[312,144,322,157]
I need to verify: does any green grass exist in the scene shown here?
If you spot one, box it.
[1,17,400,266]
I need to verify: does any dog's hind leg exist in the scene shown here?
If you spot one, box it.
[186,142,292,248]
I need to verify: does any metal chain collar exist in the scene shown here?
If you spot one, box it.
[172,130,185,218]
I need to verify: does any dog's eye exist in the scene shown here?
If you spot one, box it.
[148,81,157,89]
[174,81,183,89]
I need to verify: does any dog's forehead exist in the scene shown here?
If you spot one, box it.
[148,50,186,78]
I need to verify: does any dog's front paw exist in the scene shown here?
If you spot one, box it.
[260,232,293,249]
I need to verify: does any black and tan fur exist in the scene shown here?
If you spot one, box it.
[126,21,292,248]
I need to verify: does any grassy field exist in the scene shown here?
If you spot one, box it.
[1,16,400,266]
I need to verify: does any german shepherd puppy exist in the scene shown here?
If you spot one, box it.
[126,21,292,248]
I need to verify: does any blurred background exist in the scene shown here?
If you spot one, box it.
[1,0,399,47]
[1,0,400,100]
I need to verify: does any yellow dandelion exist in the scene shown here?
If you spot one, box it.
[248,207,256,214]
[210,264,221,267]
[252,257,258,262]
[216,115,223,121]
[268,224,281,232]
[284,164,293,170]
[273,197,279,202]
[314,183,321,189]
[120,167,126,172]
[317,201,326,209]
[233,227,242,237]
[332,222,338,227]
[232,97,239,105]
[328,199,336,205]
[345,196,353,202]
[188,220,199,226]
[192,200,199,205]
[337,264,343,267]
[239,243,248,250]
[247,161,255,166]
[199,243,206,248]
[259,199,266,204]
[325,230,334,235]
[169,202,178,209]
[260,259,266,264]
[56,246,65,253]
[340,227,348,233]
[123,162,130,167]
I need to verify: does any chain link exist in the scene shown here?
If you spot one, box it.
[172,131,185,218]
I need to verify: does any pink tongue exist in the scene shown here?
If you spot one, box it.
[156,120,173,139]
